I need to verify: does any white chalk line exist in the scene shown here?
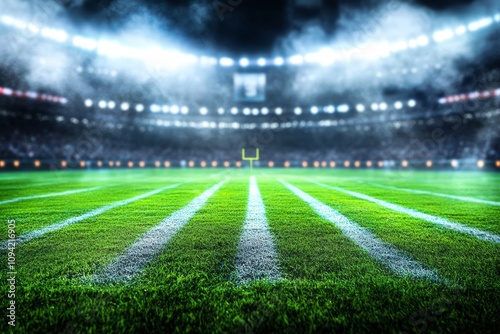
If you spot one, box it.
[0,186,106,205]
[0,183,183,251]
[364,182,500,206]
[307,179,500,244]
[280,179,440,281]
[235,176,281,283]
[90,178,229,283]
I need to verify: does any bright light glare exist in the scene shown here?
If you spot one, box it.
[379,102,387,111]
[200,107,208,115]
[274,57,284,66]
[98,100,106,109]
[41,27,68,42]
[84,99,93,107]
[135,104,144,112]
[72,36,97,50]
[257,58,266,66]
[261,108,269,115]
[408,99,417,107]
[325,105,335,113]
[219,57,234,66]
[120,102,129,111]
[181,106,189,114]
[416,35,429,46]
[230,107,238,115]
[468,17,493,31]
[150,104,160,112]
[171,105,180,114]
[243,108,251,115]
[294,107,302,115]
[289,55,304,65]
[371,103,379,111]
[356,104,365,112]
[337,104,349,113]
[433,29,454,42]
[239,58,249,67]
[394,101,403,109]
[310,106,319,114]
[455,25,467,35]
[275,107,283,115]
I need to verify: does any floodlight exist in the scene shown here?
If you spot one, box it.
[239,58,249,67]
[356,104,365,112]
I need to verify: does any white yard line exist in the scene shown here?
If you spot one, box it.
[308,179,500,244]
[91,179,228,283]
[235,176,280,283]
[364,182,500,206]
[0,183,182,251]
[280,179,439,281]
[0,186,105,205]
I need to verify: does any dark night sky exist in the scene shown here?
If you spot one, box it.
[63,0,479,56]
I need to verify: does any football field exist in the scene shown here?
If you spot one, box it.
[1,169,499,333]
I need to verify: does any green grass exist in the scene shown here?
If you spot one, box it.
[0,169,499,333]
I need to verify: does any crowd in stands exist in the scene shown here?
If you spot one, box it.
[1,117,498,162]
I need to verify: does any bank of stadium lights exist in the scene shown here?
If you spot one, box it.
[468,17,493,31]
[199,107,208,115]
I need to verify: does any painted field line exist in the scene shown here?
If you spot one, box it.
[279,179,439,281]
[0,183,182,251]
[308,180,500,244]
[236,176,280,283]
[91,179,228,283]
[0,186,106,205]
[364,182,500,206]
[0,181,67,191]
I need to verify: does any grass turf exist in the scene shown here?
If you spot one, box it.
[0,169,499,333]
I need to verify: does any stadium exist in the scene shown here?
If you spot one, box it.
[0,0,499,332]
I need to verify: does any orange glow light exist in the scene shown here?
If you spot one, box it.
[224,161,230,168]
[330,161,336,168]
[344,161,350,168]
[302,161,308,168]
[34,160,41,167]
[268,161,274,167]
[284,161,290,168]
[366,161,372,167]
[402,160,408,168]
[212,161,218,167]
[128,161,134,168]
[80,161,86,167]
[164,161,170,168]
